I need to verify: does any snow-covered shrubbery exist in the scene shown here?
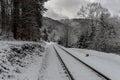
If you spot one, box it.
[0,42,46,80]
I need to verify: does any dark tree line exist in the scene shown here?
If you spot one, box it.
[0,0,47,41]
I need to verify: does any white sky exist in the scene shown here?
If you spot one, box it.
[44,0,120,20]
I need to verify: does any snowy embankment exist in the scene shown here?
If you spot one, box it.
[39,44,69,80]
[55,46,103,80]
[65,47,120,80]
[0,41,47,80]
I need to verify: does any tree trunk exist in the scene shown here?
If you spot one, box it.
[1,0,6,34]
[12,0,20,39]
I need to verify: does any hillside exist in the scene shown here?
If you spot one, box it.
[42,17,120,53]
[42,17,93,46]
[42,17,69,46]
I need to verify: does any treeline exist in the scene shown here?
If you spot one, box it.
[75,3,120,53]
[0,0,47,41]
[59,3,120,54]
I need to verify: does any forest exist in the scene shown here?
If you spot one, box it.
[0,1,120,54]
[42,3,120,54]
[0,1,120,80]
[0,0,47,41]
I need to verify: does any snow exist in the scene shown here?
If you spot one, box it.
[39,44,68,80]
[0,41,47,80]
[1,41,120,80]
[62,46,120,80]
[55,45,104,80]
[15,55,43,80]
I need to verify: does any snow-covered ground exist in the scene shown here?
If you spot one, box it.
[55,46,104,80]
[1,42,120,80]
[64,46,120,80]
[0,41,47,80]
[39,44,69,80]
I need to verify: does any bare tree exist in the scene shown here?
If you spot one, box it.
[77,3,109,19]
[77,2,116,51]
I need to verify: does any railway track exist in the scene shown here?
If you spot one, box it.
[53,46,75,80]
[54,45,111,80]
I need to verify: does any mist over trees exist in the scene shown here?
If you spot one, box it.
[0,1,120,54]
[44,2,120,54]
[68,2,119,53]
[0,0,47,41]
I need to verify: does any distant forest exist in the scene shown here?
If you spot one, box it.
[42,3,120,54]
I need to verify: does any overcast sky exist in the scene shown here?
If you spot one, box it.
[44,0,120,20]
